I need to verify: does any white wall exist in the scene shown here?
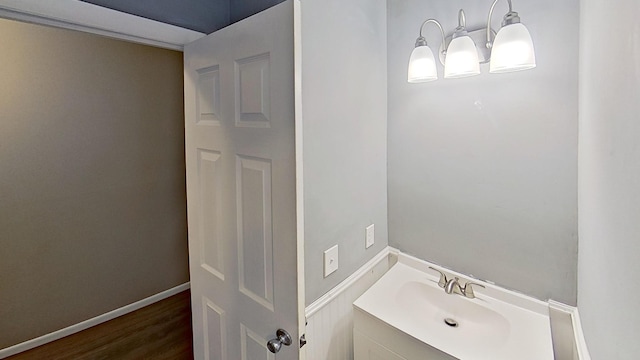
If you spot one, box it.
[578,0,640,358]
[301,0,388,305]
[387,0,579,305]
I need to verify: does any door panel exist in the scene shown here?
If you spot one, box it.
[203,298,226,360]
[241,324,275,360]
[196,66,222,126]
[235,53,271,126]
[184,1,299,359]
[236,155,275,310]
[197,150,224,281]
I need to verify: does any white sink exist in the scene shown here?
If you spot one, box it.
[353,254,554,360]
[395,280,511,352]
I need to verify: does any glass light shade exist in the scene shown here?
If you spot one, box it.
[407,45,438,83]
[490,23,536,73]
[444,35,480,79]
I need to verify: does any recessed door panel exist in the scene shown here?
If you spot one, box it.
[203,298,227,360]
[235,53,270,127]
[241,324,275,360]
[198,149,224,280]
[236,155,274,311]
[197,65,221,125]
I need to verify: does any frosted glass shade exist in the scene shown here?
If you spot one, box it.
[490,23,536,73]
[444,35,480,79]
[408,45,438,83]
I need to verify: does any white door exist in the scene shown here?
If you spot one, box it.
[184,2,301,359]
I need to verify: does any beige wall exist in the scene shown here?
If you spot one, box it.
[0,19,189,349]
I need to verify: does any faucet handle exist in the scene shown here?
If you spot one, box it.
[462,281,485,299]
[428,267,448,288]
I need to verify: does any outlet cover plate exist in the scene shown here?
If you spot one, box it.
[323,245,339,277]
[366,224,375,249]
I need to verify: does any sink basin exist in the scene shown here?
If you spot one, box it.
[353,254,554,360]
[395,280,510,351]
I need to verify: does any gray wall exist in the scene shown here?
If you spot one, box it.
[578,0,640,358]
[387,0,579,305]
[0,19,189,349]
[302,0,388,305]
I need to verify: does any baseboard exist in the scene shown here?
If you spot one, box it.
[305,247,391,318]
[549,300,592,360]
[569,305,592,360]
[0,282,190,359]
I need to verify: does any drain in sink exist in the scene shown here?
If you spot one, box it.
[444,318,459,327]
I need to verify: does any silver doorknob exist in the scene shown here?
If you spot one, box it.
[267,329,292,354]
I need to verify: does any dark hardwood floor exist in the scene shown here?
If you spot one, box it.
[7,290,194,360]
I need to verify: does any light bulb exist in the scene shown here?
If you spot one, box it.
[444,35,480,79]
[490,23,536,73]
[408,45,438,83]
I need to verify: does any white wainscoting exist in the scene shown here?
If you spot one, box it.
[305,247,592,360]
[304,248,395,360]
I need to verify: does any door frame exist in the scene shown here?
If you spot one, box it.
[293,0,307,358]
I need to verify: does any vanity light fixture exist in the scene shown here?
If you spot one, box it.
[407,0,536,83]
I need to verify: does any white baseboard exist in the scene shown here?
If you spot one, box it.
[0,282,191,359]
[549,300,592,360]
[569,305,592,360]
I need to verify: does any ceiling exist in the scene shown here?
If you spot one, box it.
[80,0,286,34]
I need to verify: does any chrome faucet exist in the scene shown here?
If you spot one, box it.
[428,267,486,299]
[444,277,462,295]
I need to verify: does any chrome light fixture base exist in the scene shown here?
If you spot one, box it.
[502,11,521,26]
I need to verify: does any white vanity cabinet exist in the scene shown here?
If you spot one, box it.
[354,330,406,360]
[353,307,456,360]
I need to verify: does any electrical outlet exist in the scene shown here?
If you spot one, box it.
[323,245,339,277]
[366,224,375,249]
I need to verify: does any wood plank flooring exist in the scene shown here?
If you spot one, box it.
[7,290,193,360]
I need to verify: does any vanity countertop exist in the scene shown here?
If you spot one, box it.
[353,253,554,360]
